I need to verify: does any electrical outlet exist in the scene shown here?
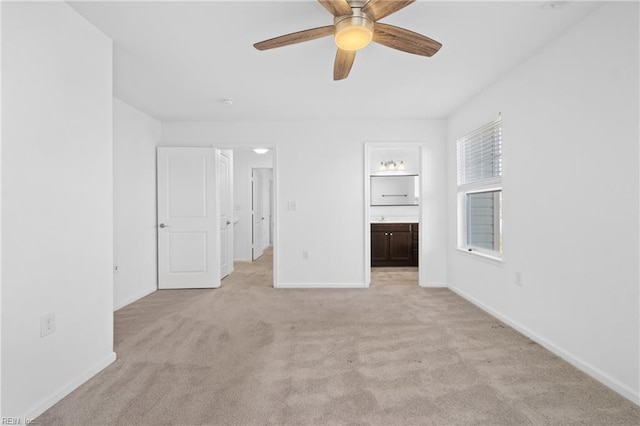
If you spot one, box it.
[302,250,309,260]
[287,201,297,211]
[41,312,56,337]
[515,272,523,287]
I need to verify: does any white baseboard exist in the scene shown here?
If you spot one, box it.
[114,286,157,311]
[448,284,640,406]
[275,282,367,289]
[421,281,447,288]
[28,352,117,421]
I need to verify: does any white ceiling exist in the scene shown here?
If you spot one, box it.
[68,1,602,122]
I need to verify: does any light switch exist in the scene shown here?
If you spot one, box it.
[287,201,297,211]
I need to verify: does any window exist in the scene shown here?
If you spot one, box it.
[457,119,502,256]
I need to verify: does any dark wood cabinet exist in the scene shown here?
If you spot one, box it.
[371,223,418,267]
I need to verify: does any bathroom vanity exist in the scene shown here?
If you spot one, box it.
[369,173,419,267]
[371,223,418,267]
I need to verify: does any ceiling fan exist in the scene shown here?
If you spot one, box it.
[253,0,442,81]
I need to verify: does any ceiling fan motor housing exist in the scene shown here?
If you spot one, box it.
[346,0,368,8]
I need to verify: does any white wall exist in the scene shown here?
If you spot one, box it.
[1,2,115,418]
[0,1,4,416]
[232,149,273,261]
[446,2,639,403]
[162,119,447,287]
[113,98,160,310]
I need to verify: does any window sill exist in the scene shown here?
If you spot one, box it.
[454,247,505,266]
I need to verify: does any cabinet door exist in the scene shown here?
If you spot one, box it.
[371,230,389,265]
[412,224,419,266]
[389,231,412,262]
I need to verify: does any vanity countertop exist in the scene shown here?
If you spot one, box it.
[370,216,419,224]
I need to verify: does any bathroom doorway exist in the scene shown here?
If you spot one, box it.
[365,144,423,287]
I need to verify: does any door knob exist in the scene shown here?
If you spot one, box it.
[159,223,169,228]
[226,220,231,225]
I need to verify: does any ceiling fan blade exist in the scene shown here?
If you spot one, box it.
[318,0,353,17]
[373,23,442,57]
[254,26,335,51]
[362,0,416,21]
[334,48,356,80]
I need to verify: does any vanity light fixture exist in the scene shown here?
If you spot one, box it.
[253,148,269,154]
[379,160,405,171]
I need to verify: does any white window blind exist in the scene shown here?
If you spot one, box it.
[457,120,502,185]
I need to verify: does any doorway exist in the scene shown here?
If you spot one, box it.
[155,146,277,289]
[217,146,276,287]
[365,144,424,287]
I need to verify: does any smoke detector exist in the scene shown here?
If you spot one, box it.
[542,1,568,9]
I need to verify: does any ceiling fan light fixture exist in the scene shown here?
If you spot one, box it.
[334,16,373,51]
[253,0,442,80]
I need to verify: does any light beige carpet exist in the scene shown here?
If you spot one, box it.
[371,266,418,286]
[38,249,640,425]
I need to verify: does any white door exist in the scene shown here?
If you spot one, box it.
[157,147,217,289]
[218,150,233,279]
[252,169,265,260]
[269,178,274,245]
[261,170,271,249]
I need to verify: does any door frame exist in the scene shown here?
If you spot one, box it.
[364,142,426,287]
[213,144,279,288]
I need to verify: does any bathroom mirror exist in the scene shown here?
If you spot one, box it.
[370,175,419,206]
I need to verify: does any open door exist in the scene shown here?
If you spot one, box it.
[157,147,218,289]
[218,149,233,279]
[269,178,274,245]
[252,169,265,260]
